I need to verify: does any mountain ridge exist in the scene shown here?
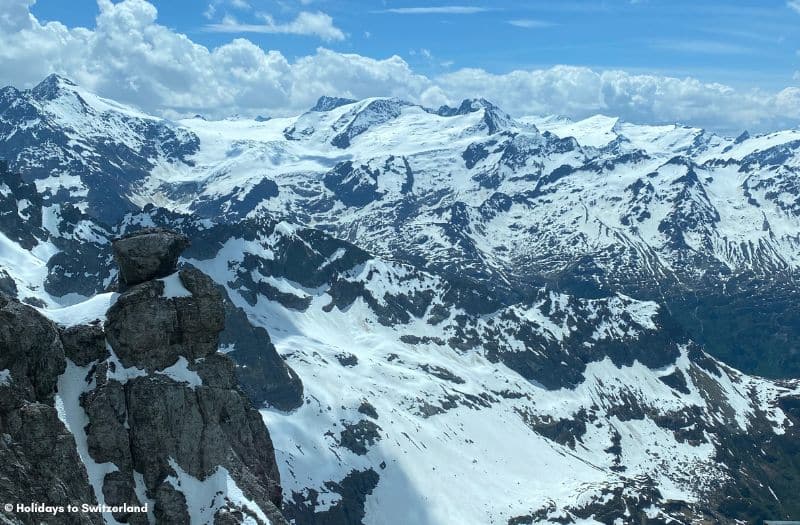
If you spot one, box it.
[2,76,800,524]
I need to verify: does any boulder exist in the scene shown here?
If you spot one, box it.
[59,321,108,366]
[112,228,189,286]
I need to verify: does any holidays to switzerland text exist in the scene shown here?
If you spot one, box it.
[4,502,149,515]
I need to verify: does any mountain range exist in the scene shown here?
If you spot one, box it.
[2,74,800,524]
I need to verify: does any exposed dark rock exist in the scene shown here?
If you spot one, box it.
[217,286,304,411]
[339,420,382,455]
[311,96,356,112]
[0,294,102,524]
[357,401,378,419]
[88,232,288,524]
[102,471,147,524]
[153,483,189,524]
[284,469,380,525]
[1,228,291,524]
[0,269,17,297]
[418,364,465,384]
[0,295,66,402]
[112,228,190,286]
[336,353,358,367]
[21,296,46,308]
[59,322,108,366]
[104,267,225,370]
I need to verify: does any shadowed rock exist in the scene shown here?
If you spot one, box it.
[0,294,103,525]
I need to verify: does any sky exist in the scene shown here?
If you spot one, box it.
[1,0,799,133]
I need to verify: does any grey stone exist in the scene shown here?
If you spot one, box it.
[102,471,148,525]
[0,295,65,403]
[153,482,189,525]
[82,377,132,470]
[0,228,289,525]
[104,267,224,371]
[0,295,102,525]
[59,322,108,366]
[112,228,189,286]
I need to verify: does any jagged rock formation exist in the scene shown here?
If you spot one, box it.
[0,294,103,525]
[0,229,289,524]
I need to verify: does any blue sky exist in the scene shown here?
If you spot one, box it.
[30,0,799,89]
[2,0,798,132]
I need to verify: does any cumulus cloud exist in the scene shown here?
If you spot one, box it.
[0,0,797,133]
[788,0,800,14]
[205,11,346,42]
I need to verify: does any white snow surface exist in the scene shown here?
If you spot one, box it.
[165,459,271,525]
[39,292,118,326]
[187,236,800,524]
[4,85,800,523]
[158,272,192,298]
[156,356,203,389]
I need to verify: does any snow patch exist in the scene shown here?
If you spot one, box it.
[55,360,123,525]
[156,357,203,389]
[158,272,192,298]
[39,292,118,326]
[165,459,272,524]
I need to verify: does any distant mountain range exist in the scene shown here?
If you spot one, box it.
[2,74,800,524]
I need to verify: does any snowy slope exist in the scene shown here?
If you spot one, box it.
[3,78,800,524]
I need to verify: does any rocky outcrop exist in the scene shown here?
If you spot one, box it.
[87,229,286,523]
[0,227,289,524]
[112,228,190,286]
[105,266,225,370]
[0,294,103,524]
[218,293,304,411]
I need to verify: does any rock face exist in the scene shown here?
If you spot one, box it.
[105,266,225,370]
[0,228,289,524]
[0,294,103,524]
[93,229,286,523]
[112,228,190,286]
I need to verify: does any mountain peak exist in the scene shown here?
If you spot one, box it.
[734,130,750,144]
[311,95,357,112]
[435,98,515,133]
[31,73,78,100]
[437,97,499,117]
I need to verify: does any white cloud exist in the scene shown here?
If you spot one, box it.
[378,6,492,14]
[507,19,553,28]
[788,0,800,14]
[205,11,345,41]
[0,0,797,133]
[433,67,800,133]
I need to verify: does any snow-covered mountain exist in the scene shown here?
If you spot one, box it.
[2,76,800,524]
